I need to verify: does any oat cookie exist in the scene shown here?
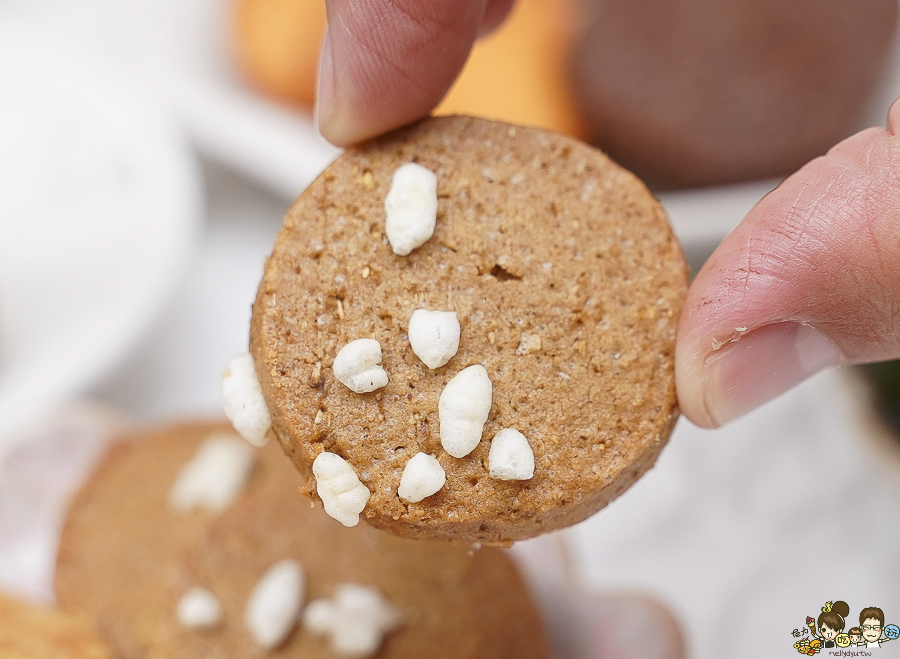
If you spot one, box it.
[55,421,274,658]
[55,420,546,659]
[250,115,688,544]
[184,436,547,659]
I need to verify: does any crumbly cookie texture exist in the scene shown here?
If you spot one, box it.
[251,115,688,544]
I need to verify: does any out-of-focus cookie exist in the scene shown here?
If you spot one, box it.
[180,439,547,659]
[55,421,268,658]
[572,0,898,188]
[249,115,687,544]
[0,592,112,659]
[55,421,547,659]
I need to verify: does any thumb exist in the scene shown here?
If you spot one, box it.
[316,0,514,146]
[676,99,900,427]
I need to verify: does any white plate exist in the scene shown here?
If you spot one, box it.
[151,0,341,199]
[0,20,202,457]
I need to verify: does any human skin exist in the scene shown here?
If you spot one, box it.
[315,0,900,430]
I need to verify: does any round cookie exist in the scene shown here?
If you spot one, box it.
[182,439,547,659]
[55,421,278,659]
[571,0,898,188]
[55,420,547,659]
[250,115,688,544]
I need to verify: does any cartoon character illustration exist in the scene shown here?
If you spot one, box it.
[794,638,822,655]
[859,607,898,648]
[806,601,850,649]
[848,627,863,646]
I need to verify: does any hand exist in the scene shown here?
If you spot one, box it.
[676,98,900,426]
[316,0,900,428]
[316,0,512,146]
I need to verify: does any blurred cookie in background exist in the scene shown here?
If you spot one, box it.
[0,592,112,659]
[55,422,263,659]
[571,0,898,188]
[56,420,548,658]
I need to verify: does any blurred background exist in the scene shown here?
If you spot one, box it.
[1,0,900,657]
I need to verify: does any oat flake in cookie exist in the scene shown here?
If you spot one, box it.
[251,115,688,544]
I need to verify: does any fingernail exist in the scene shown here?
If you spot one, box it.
[314,26,335,136]
[702,322,842,425]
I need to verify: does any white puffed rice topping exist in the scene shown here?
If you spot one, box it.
[302,584,403,658]
[313,452,371,527]
[438,364,493,458]
[168,433,255,513]
[177,587,222,630]
[408,309,460,369]
[333,339,389,394]
[488,428,535,481]
[245,559,305,649]
[397,452,445,503]
[222,353,272,447]
[384,162,438,256]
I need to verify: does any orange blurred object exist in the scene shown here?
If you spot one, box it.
[436,0,586,138]
[234,0,326,108]
[232,0,585,137]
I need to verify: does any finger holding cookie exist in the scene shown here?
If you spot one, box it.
[676,96,900,427]
[316,0,514,146]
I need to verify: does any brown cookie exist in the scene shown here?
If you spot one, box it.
[55,421,277,658]
[181,439,547,659]
[571,0,898,189]
[55,421,547,659]
[250,115,688,544]
[0,593,112,659]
